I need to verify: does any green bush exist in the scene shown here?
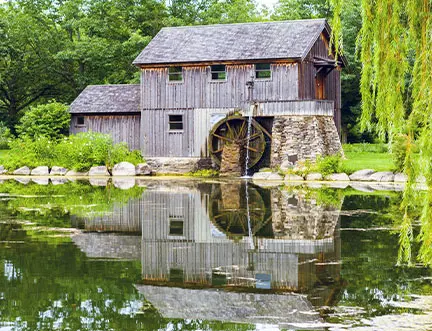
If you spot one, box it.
[316,154,343,176]
[2,136,56,169]
[16,101,70,140]
[0,132,144,172]
[0,122,13,149]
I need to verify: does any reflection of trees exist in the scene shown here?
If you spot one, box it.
[0,224,253,331]
[338,192,432,318]
[0,180,145,227]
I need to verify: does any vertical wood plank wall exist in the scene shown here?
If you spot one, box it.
[140,64,299,157]
[298,33,342,133]
[70,114,141,150]
[141,64,299,109]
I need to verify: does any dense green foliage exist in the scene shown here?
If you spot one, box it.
[0,132,143,171]
[16,102,70,140]
[0,122,12,149]
[0,0,371,142]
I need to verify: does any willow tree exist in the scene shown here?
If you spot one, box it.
[331,0,432,266]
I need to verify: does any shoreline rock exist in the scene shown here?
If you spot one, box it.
[112,162,136,176]
[31,166,49,176]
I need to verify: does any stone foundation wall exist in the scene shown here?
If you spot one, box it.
[145,157,215,174]
[271,115,342,167]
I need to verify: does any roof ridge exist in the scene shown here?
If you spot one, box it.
[87,84,140,88]
[160,18,327,31]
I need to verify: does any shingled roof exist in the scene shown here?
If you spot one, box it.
[69,85,140,114]
[133,19,329,65]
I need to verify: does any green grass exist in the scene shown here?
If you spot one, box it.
[342,151,395,173]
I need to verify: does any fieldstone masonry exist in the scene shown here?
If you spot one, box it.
[271,115,343,167]
[220,144,243,176]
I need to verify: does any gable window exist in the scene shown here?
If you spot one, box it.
[168,66,183,81]
[169,114,183,130]
[255,63,271,79]
[77,116,85,126]
[169,218,184,236]
[211,65,226,80]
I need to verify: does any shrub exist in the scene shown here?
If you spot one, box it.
[0,122,13,149]
[16,101,70,140]
[0,132,144,172]
[1,136,56,169]
[316,154,343,176]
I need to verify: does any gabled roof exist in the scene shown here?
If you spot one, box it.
[69,84,140,114]
[133,19,330,65]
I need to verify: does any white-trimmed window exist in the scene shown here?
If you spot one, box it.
[168,66,183,81]
[77,116,85,126]
[211,65,226,80]
[255,63,271,79]
[168,114,183,131]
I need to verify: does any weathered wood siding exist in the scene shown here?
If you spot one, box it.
[142,108,233,157]
[70,114,141,150]
[141,64,299,110]
[298,33,342,133]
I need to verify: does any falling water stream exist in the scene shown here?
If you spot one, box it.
[243,109,253,178]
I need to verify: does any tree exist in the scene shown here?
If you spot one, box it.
[272,0,366,142]
[331,0,432,266]
[0,5,66,128]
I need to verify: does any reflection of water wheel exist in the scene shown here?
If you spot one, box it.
[209,183,272,239]
[209,115,270,169]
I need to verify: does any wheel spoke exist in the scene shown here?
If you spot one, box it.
[245,145,259,152]
[213,133,234,143]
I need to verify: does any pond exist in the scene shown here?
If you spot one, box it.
[0,177,431,330]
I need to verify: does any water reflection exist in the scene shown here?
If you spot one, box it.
[1,179,432,330]
[71,181,343,327]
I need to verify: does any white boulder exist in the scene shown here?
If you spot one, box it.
[89,166,110,176]
[50,166,68,176]
[112,162,136,176]
[31,166,49,176]
[349,169,375,181]
[325,173,350,181]
[13,166,30,175]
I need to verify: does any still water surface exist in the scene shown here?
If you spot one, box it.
[0,178,431,330]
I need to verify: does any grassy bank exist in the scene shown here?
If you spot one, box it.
[341,143,394,173]
[0,150,7,159]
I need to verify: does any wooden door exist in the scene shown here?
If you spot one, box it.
[315,73,325,100]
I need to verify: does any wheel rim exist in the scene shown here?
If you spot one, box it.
[209,116,266,169]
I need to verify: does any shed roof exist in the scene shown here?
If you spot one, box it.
[133,19,329,65]
[69,84,140,114]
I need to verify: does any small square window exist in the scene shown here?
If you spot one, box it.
[168,66,183,81]
[169,219,184,236]
[211,65,226,80]
[169,115,183,131]
[77,116,85,126]
[255,63,271,79]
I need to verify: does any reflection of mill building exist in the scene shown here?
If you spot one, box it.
[139,183,342,298]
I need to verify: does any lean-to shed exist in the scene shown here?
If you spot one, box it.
[69,84,141,150]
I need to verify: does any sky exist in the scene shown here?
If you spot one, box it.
[256,0,279,8]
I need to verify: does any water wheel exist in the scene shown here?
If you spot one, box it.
[209,115,270,169]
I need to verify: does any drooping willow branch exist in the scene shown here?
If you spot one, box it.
[330,0,432,266]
